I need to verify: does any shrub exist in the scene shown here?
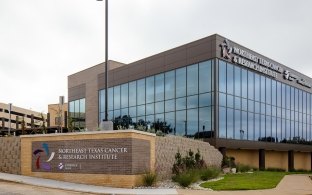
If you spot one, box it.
[200,167,221,181]
[236,163,252,173]
[221,156,236,168]
[172,170,199,187]
[172,149,207,175]
[266,167,286,172]
[142,172,157,186]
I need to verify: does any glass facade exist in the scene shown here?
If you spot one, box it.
[97,58,312,144]
[218,59,312,143]
[69,98,86,129]
[99,60,214,137]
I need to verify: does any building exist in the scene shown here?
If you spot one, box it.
[0,102,46,136]
[47,103,68,131]
[68,34,312,171]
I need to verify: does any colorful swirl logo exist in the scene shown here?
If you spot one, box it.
[33,143,55,171]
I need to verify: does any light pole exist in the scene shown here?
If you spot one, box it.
[98,0,113,130]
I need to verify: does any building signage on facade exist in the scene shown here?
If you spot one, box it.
[32,138,151,174]
[220,39,311,88]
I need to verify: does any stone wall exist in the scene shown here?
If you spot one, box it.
[0,137,21,174]
[155,136,222,179]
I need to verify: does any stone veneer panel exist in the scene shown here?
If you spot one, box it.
[155,136,222,179]
[0,137,21,174]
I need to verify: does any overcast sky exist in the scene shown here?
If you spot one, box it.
[0,0,312,113]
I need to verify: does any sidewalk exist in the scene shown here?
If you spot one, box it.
[177,174,312,195]
[0,172,177,195]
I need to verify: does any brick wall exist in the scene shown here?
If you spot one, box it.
[155,136,222,179]
[0,137,21,174]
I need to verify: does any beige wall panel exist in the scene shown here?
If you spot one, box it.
[265,151,288,170]
[294,152,311,170]
[227,149,259,169]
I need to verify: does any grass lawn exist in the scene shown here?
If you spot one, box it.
[200,171,287,190]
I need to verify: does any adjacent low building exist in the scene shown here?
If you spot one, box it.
[0,102,46,136]
[68,34,312,171]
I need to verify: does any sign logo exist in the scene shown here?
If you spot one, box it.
[219,39,312,89]
[220,39,232,59]
[33,143,55,171]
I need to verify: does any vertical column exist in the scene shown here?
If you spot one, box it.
[64,111,68,129]
[47,113,50,128]
[288,150,294,171]
[16,116,19,130]
[214,59,218,139]
[311,152,312,171]
[259,149,265,170]
[31,114,34,129]
[219,147,227,157]
[1,117,4,131]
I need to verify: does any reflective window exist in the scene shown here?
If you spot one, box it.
[234,66,241,97]
[234,109,241,139]
[219,107,226,138]
[235,97,241,110]
[260,76,266,103]
[176,68,186,98]
[241,111,247,140]
[276,82,281,108]
[108,88,114,111]
[137,79,145,105]
[248,112,254,140]
[176,110,186,136]
[199,107,213,137]
[219,93,226,107]
[272,80,276,106]
[227,63,234,95]
[187,95,198,109]
[227,108,234,139]
[187,108,198,137]
[199,60,212,93]
[187,64,198,96]
[129,106,136,118]
[114,85,120,110]
[129,81,136,107]
[165,112,175,134]
[165,71,175,100]
[266,78,271,105]
[165,99,175,112]
[155,101,164,114]
[219,61,226,93]
[199,93,211,107]
[121,83,128,108]
[146,103,154,115]
[155,74,165,101]
[176,97,186,110]
[248,71,254,100]
[254,74,260,102]
[241,69,247,98]
[227,95,234,108]
[69,98,86,129]
[146,76,155,104]
[137,105,145,116]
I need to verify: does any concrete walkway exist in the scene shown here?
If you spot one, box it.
[0,172,177,195]
[0,173,311,195]
[178,174,312,195]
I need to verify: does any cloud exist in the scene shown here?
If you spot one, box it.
[0,0,312,113]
